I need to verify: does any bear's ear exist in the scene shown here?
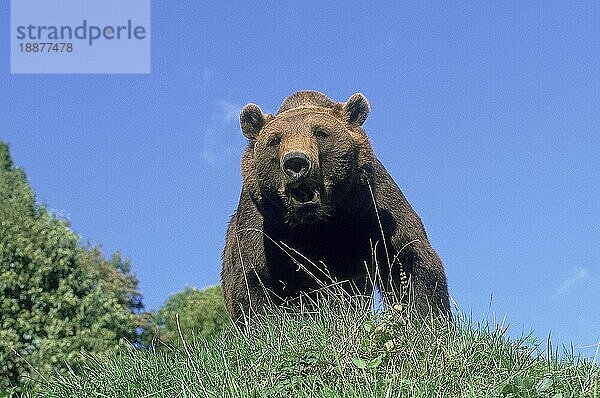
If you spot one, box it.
[240,103,266,139]
[343,93,370,127]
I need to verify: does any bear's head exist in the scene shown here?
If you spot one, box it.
[239,91,373,226]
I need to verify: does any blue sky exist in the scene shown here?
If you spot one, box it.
[1,2,599,358]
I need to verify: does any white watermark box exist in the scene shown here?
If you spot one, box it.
[11,0,151,74]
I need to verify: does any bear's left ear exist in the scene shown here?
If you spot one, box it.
[240,103,266,139]
[343,93,370,127]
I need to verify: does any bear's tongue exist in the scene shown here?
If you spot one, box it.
[289,184,320,206]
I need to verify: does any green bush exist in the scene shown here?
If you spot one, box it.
[0,142,151,392]
[148,285,230,347]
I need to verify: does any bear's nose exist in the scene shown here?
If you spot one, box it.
[282,151,311,179]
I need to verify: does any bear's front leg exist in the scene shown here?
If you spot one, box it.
[381,241,451,319]
[222,186,284,323]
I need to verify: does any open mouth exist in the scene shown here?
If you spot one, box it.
[287,183,321,208]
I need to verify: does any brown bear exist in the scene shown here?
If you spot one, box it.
[221,91,450,321]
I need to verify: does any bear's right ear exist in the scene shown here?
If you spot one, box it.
[240,104,266,139]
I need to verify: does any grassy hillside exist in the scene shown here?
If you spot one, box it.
[31,294,598,398]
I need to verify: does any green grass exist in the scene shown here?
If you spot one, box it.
[30,294,598,398]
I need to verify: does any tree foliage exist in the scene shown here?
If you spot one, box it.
[150,285,230,347]
[0,142,151,391]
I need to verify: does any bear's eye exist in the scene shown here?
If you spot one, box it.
[314,128,330,139]
[267,136,281,147]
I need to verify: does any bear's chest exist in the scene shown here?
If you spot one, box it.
[263,219,380,287]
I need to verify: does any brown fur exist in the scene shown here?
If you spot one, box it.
[222,91,450,321]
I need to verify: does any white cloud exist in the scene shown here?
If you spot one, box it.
[377,36,396,53]
[555,266,590,297]
[215,100,241,123]
[201,69,215,85]
[199,128,217,165]
[198,100,244,165]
